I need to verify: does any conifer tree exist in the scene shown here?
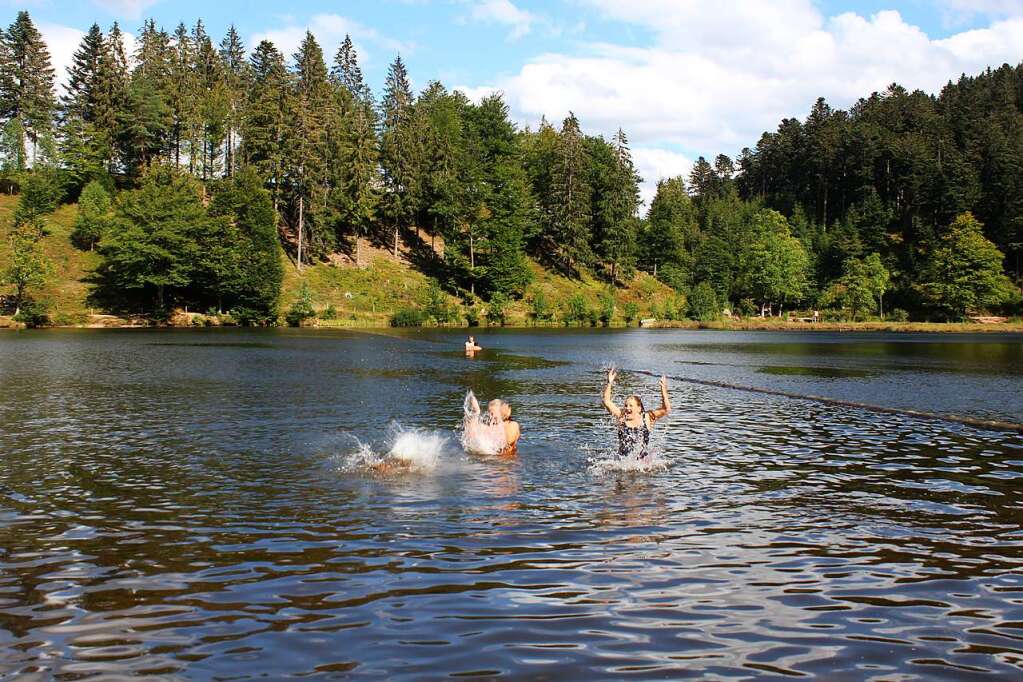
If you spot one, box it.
[241,40,290,214]
[219,25,246,177]
[380,55,425,256]
[0,11,56,165]
[546,112,592,271]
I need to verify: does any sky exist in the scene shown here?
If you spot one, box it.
[8,0,1023,203]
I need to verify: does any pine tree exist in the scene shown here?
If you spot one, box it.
[242,40,290,214]
[593,128,641,285]
[547,112,592,272]
[380,55,425,256]
[0,11,56,165]
[644,176,697,285]
[287,31,332,266]
[219,25,246,177]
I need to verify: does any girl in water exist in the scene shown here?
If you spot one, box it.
[463,393,520,456]
[601,368,671,459]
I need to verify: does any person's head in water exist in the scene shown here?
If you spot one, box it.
[468,335,475,344]
[623,395,645,418]
[500,401,512,421]
[487,399,503,421]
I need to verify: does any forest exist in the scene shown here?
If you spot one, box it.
[0,10,1020,326]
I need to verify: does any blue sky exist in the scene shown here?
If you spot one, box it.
[9,0,1023,202]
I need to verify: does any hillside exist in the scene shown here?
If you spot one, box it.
[1,195,678,328]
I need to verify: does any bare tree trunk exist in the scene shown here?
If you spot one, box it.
[297,195,304,272]
[393,224,399,259]
[470,231,475,297]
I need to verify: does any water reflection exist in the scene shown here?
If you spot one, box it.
[1,328,1022,679]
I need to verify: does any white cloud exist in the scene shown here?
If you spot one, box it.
[632,147,693,207]
[91,0,161,21]
[465,0,536,41]
[250,13,412,67]
[938,0,1023,26]
[39,23,138,92]
[459,1,1023,197]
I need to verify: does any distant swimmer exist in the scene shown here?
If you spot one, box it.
[499,401,520,456]
[465,335,482,357]
[601,368,671,459]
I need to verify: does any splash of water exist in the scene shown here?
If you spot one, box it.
[587,448,668,475]
[335,424,447,474]
[461,390,507,456]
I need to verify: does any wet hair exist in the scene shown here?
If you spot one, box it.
[625,395,645,413]
[500,400,511,419]
[468,336,475,342]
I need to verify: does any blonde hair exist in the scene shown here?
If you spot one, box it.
[626,395,645,412]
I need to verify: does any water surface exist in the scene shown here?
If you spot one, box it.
[1,328,1021,679]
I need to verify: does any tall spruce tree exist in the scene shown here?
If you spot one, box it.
[546,112,592,272]
[0,11,56,166]
[380,55,425,256]
[242,40,290,215]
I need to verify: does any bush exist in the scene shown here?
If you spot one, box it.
[598,291,615,327]
[285,281,316,327]
[70,180,112,250]
[887,308,909,322]
[737,298,757,318]
[486,292,509,326]
[322,304,338,320]
[562,293,589,326]
[425,283,459,325]
[529,291,554,325]
[391,306,426,327]
[623,301,639,325]
[232,306,273,326]
[13,299,50,328]
[687,281,719,321]
[464,305,481,327]
[13,170,62,226]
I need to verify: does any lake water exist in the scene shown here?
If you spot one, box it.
[1,328,1022,679]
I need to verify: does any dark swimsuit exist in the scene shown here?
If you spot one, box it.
[617,413,651,458]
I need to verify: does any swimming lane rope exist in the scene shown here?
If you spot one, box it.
[621,367,1023,435]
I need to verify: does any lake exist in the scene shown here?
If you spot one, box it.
[1,328,1022,679]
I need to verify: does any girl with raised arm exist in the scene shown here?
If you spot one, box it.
[601,368,671,459]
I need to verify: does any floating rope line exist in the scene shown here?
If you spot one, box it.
[624,368,1023,435]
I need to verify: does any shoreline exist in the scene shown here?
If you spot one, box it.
[2,314,1021,334]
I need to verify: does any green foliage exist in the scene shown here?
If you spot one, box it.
[3,219,50,311]
[917,213,1018,319]
[424,283,458,325]
[322,303,337,320]
[71,179,112,250]
[622,301,639,325]
[13,170,61,225]
[597,290,615,326]
[687,281,719,321]
[486,292,508,326]
[285,281,316,326]
[12,298,49,327]
[562,292,589,326]
[390,306,426,327]
[529,290,554,325]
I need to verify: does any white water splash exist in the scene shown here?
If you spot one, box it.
[461,390,507,456]
[335,424,447,474]
[587,448,668,475]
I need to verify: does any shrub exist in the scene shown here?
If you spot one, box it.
[687,281,719,321]
[322,304,338,320]
[623,301,639,325]
[529,291,554,325]
[598,291,615,327]
[888,308,909,322]
[425,283,458,325]
[486,292,509,326]
[70,180,112,250]
[737,298,757,318]
[464,305,481,327]
[13,299,50,327]
[390,306,426,327]
[285,281,316,327]
[562,293,589,326]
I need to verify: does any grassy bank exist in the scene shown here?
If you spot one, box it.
[2,195,1020,334]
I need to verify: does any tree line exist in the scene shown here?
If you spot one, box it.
[1,10,1020,324]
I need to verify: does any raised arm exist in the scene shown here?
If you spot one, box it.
[601,368,622,418]
[648,376,671,421]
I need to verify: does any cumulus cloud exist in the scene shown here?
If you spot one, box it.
[250,13,412,67]
[458,1,1023,198]
[632,147,693,206]
[939,0,1023,26]
[463,0,537,41]
[39,22,137,91]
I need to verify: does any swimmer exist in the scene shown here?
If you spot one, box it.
[463,393,507,454]
[498,401,520,456]
[601,368,670,459]
[465,335,482,357]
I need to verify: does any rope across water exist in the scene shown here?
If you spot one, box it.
[617,367,1023,435]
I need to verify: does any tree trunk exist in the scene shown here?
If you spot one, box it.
[469,231,475,297]
[393,224,399,259]
[297,195,304,272]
